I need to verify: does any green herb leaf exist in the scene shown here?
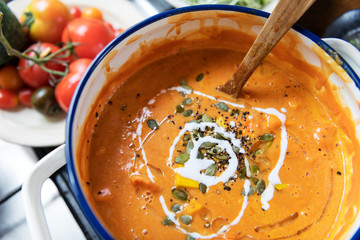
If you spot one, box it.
[147,119,159,130]
[180,215,193,225]
[171,204,181,212]
[205,164,216,176]
[162,216,174,226]
[175,153,190,164]
[172,189,188,201]
[199,183,207,194]
[196,73,204,82]
[256,179,266,195]
[184,109,193,117]
[260,133,274,142]
[216,102,229,112]
[182,98,193,106]
[187,235,195,240]
[176,105,185,113]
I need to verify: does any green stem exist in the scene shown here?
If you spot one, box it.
[0,12,77,78]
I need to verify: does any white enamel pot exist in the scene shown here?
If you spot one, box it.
[22,5,360,240]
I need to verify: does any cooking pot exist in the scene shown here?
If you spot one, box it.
[22,5,360,240]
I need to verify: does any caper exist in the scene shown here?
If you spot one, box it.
[31,86,61,116]
[180,215,193,225]
[172,189,188,201]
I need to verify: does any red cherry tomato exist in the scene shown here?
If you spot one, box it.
[18,42,67,88]
[0,65,24,91]
[18,88,34,107]
[55,58,92,112]
[61,18,115,59]
[69,6,81,20]
[0,89,18,109]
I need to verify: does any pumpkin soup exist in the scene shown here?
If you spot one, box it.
[76,11,360,240]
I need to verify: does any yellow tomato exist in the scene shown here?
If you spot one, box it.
[0,65,24,92]
[20,0,70,43]
[81,7,104,21]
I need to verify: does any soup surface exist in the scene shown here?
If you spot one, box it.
[77,12,360,240]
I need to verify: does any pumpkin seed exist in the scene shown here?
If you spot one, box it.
[179,91,186,97]
[162,216,174,225]
[206,146,222,155]
[205,164,216,176]
[176,105,185,113]
[197,150,204,159]
[232,108,240,116]
[171,204,181,212]
[196,73,204,82]
[202,114,212,122]
[186,141,194,154]
[239,167,246,180]
[251,177,259,185]
[147,119,158,130]
[200,142,217,149]
[216,102,229,112]
[250,165,260,176]
[260,133,274,142]
[179,78,188,86]
[214,154,228,160]
[182,98,193,106]
[232,145,240,154]
[172,189,188,201]
[199,183,207,194]
[183,85,193,92]
[186,235,195,240]
[184,109,193,117]
[242,185,256,196]
[180,215,193,225]
[175,153,190,164]
[183,134,191,141]
[256,179,266,194]
[214,132,229,140]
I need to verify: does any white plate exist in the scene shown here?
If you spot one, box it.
[165,0,279,12]
[1,0,145,147]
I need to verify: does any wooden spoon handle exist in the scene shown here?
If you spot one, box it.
[220,0,316,98]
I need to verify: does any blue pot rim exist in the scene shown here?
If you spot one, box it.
[65,4,360,239]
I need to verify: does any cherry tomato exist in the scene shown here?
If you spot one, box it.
[81,7,103,21]
[69,6,81,20]
[62,18,115,59]
[55,58,92,112]
[18,88,34,107]
[0,89,18,109]
[18,42,66,88]
[31,86,61,116]
[20,0,71,43]
[0,65,24,91]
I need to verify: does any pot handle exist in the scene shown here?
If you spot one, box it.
[322,38,360,77]
[22,144,66,240]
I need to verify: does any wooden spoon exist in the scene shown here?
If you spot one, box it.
[218,0,316,98]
